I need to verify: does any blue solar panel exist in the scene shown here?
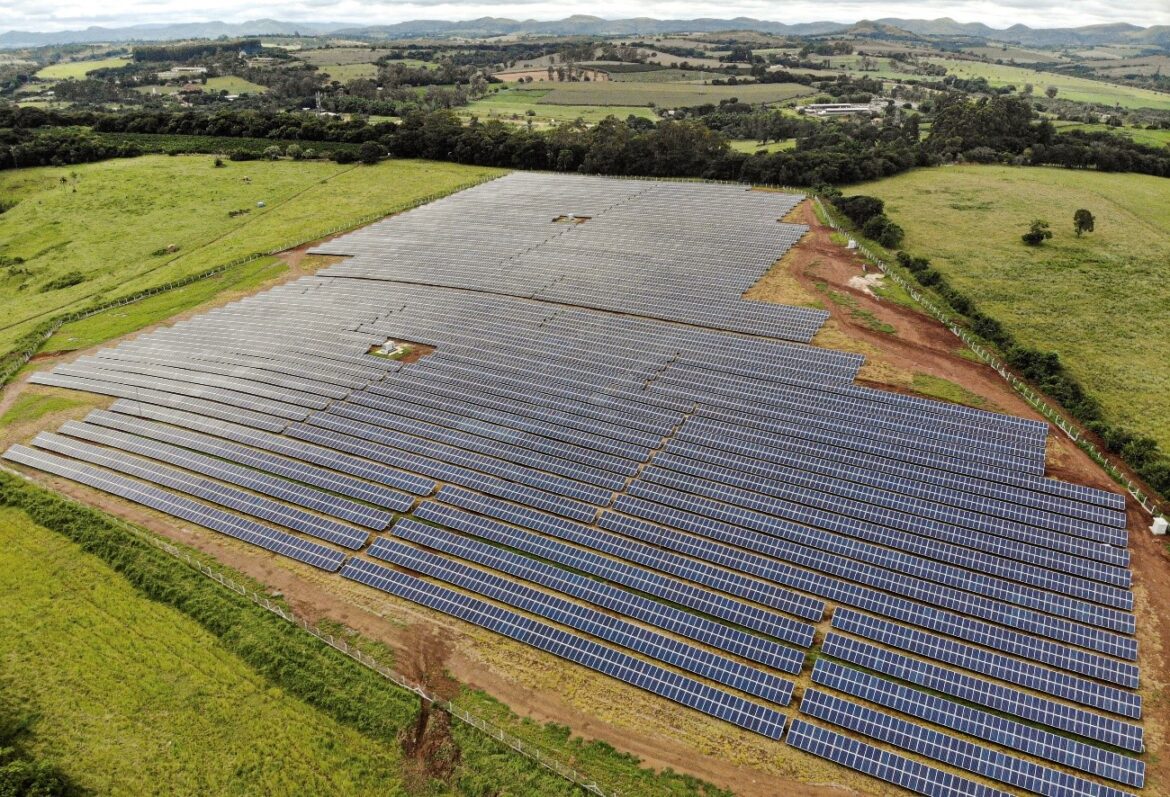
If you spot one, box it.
[811,660,1144,788]
[798,688,1138,797]
[365,536,795,705]
[2,445,345,571]
[340,556,787,738]
[285,423,596,521]
[832,609,1140,713]
[610,496,1134,659]
[83,408,416,512]
[821,633,1143,752]
[649,451,1132,610]
[390,517,804,672]
[416,498,818,645]
[32,432,370,550]
[58,420,393,529]
[784,719,1011,797]
[105,400,435,496]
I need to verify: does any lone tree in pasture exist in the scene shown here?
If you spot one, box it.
[1022,219,1053,246]
[1074,209,1095,237]
[1045,86,1058,99]
[358,141,383,165]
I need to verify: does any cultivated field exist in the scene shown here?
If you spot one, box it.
[0,508,409,795]
[0,156,503,356]
[530,81,814,107]
[466,88,656,123]
[35,56,130,79]
[137,75,270,95]
[852,165,1170,449]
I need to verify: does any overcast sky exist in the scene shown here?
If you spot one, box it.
[3,0,1168,33]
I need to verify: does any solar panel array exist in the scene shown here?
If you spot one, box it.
[3,173,1145,793]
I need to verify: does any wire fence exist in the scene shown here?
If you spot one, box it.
[813,196,1163,521]
[0,173,503,389]
[0,466,610,797]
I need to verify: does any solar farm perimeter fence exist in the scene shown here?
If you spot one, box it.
[813,196,1165,522]
[0,468,613,797]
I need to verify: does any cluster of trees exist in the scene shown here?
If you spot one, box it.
[0,126,142,170]
[132,38,262,62]
[830,194,905,248]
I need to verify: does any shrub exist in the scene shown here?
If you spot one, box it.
[1022,219,1052,246]
[38,271,85,292]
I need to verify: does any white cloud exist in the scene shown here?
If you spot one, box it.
[3,0,1168,32]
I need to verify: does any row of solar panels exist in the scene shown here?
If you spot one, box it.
[10,400,1142,762]
[10,433,1142,796]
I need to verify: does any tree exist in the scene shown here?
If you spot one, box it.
[398,624,460,792]
[1022,219,1053,246]
[1073,208,1095,237]
[1045,86,1058,99]
[358,140,383,164]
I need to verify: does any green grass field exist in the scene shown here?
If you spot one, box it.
[35,56,130,79]
[136,76,269,95]
[927,59,1170,110]
[0,508,409,795]
[1052,121,1170,149]
[0,156,503,355]
[42,256,287,354]
[320,62,380,82]
[531,81,813,107]
[466,89,656,124]
[852,165,1170,448]
[730,138,796,154]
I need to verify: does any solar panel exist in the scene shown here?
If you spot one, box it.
[831,609,1140,712]
[340,556,787,738]
[391,517,805,672]
[798,688,1138,797]
[2,445,345,571]
[416,498,818,645]
[821,633,1143,752]
[31,432,370,550]
[365,536,794,705]
[811,659,1144,787]
[784,719,1011,797]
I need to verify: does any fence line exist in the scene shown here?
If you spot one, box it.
[813,196,1163,520]
[0,174,502,389]
[0,466,610,797]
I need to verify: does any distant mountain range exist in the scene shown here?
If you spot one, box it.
[2,15,1168,49]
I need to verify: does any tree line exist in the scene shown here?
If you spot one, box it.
[4,92,1170,182]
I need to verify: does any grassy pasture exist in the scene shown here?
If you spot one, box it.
[297,46,390,66]
[0,508,408,795]
[927,58,1170,110]
[320,62,380,82]
[35,56,130,79]
[606,69,716,83]
[0,156,503,355]
[466,88,655,124]
[730,138,796,153]
[853,165,1170,448]
[531,81,813,107]
[1052,121,1170,149]
[136,75,269,95]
